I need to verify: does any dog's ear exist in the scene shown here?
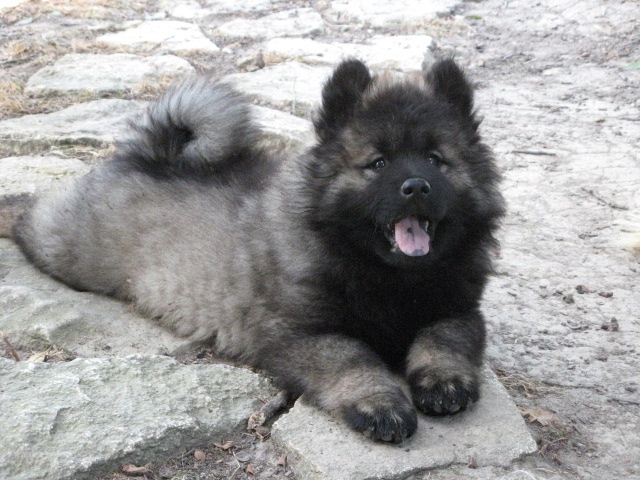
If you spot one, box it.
[314,59,372,142]
[426,59,475,118]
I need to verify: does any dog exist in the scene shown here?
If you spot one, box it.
[13,58,505,442]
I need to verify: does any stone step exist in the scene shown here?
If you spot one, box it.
[157,0,274,19]
[224,62,332,117]
[217,7,325,40]
[272,366,537,480]
[0,99,143,154]
[0,356,274,480]
[263,35,435,72]
[0,155,90,197]
[97,20,219,53]
[25,53,194,96]
[0,239,193,357]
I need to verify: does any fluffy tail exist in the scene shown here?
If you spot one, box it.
[117,76,260,176]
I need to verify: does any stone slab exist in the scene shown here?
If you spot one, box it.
[251,105,314,150]
[0,356,274,480]
[97,20,219,53]
[0,156,90,197]
[217,8,324,39]
[272,366,537,480]
[329,0,459,28]
[0,239,192,357]
[158,0,274,18]
[263,35,435,71]
[224,62,332,116]
[0,99,144,153]
[25,53,194,95]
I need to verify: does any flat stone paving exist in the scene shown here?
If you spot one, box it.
[262,35,435,71]
[0,99,144,154]
[272,367,537,480]
[0,356,274,480]
[224,62,333,116]
[97,20,220,53]
[25,53,194,95]
[217,7,325,39]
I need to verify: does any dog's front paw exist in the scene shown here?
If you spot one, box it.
[409,371,479,416]
[343,389,417,443]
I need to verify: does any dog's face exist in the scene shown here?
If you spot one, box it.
[306,59,503,268]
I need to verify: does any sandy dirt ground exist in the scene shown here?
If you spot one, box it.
[451,1,639,479]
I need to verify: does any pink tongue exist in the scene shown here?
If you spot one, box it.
[394,216,430,256]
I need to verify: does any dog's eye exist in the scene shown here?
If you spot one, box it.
[427,152,443,167]
[367,157,387,170]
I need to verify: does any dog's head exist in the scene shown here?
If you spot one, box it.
[304,59,504,268]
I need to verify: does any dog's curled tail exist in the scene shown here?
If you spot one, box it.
[117,76,259,175]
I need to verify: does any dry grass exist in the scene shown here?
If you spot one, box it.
[0,64,178,121]
[0,0,158,121]
[495,368,557,399]
[0,84,106,120]
[0,81,26,117]
[27,345,76,362]
[48,143,117,163]
[2,0,148,22]
[415,16,471,37]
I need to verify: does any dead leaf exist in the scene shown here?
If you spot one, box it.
[213,440,233,450]
[518,406,559,426]
[277,454,287,468]
[194,449,206,461]
[121,464,149,476]
[245,463,255,476]
[254,426,270,441]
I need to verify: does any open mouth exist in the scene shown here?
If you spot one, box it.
[384,216,432,257]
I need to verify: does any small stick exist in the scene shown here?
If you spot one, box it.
[1,331,20,361]
[581,187,629,211]
[511,149,557,156]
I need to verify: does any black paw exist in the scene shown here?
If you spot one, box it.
[344,390,417,443]
[410,376,479,416]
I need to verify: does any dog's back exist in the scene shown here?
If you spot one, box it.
[12,78,276,342]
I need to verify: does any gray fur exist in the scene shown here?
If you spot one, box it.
[118,76,259,172]
[13,59,504,443]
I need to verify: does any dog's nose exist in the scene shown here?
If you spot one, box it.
[400,178,431,198]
